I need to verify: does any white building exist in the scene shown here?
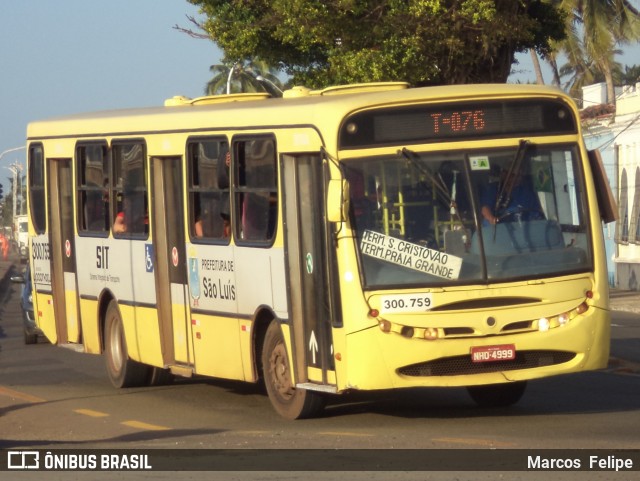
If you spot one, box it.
[612,83,640,290]
[580,84,617,286]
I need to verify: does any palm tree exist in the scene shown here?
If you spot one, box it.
[205,59,284,96]
[553,0,640,105]
[530,50,546,85]
[620,64,640,84]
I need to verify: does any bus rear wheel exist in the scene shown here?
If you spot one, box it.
[104,300,149,388]
[262,321,325,419]
[467,381,527,408]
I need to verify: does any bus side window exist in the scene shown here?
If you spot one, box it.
[28,144,47,234]
[235,138,277,243]
[76,143,109,234]
[112,142,148,237]
[188,138,230,242]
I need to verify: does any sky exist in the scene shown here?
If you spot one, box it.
[1,1,639,175]
[510,43,640,87]
[0,0,220,173]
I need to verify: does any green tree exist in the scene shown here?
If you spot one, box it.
[620,63,640,84]
[550,0,640,103]
[188,0,565,88]
[559,49,622,102]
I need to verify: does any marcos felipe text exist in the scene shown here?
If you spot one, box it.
[529,455,634,471]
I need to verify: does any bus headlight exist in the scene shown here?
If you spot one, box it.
[558,312,569,326]
[423,327,439,340]
[538,299,590,332]
[538,317,550,332]
[378,319,392,333]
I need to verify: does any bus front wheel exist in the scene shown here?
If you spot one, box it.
[104,300,149,388]
[262,321,325,419]
[466,381,527,408]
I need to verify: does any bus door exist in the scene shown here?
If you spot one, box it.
[150,156,192,367]
[47,158,81,345]
[283,154,336,388]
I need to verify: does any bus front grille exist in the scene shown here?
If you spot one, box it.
[397,350,576,377]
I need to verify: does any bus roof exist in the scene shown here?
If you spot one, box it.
[27,83,571,143]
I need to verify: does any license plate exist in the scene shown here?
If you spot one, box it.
[471,344,516,363]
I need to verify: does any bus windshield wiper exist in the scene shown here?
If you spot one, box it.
[494,139,530,216]
[398,148,451,206]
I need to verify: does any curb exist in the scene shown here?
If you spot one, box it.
[610,304,640,314]
[607,357,640,376]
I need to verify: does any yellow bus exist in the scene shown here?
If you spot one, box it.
[26,82,616,419]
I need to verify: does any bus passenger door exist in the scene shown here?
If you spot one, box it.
[47,158,81,345]
[150,156,192,367]
[283,154,336,388]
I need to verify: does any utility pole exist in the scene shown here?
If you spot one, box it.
[8,163,22,219]
[0,146,26,228]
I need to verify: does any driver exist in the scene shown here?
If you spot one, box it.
[480,167,543,226]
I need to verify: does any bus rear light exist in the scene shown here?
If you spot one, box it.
[369,308,380,318]
[585,290,594,299]
[558,313,569,326]
[378,319,392,333]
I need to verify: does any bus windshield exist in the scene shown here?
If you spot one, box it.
[346,143,593,288]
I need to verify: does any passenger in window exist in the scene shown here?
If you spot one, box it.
[194,215,204,237]
[241,140,276,240]
[221,213,230,238]
[113,211,127,233]
[218,146,231,238]
[113,198,148,234]
[218,148,230,189]
[194,212,229,239]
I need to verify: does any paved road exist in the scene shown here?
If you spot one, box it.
[1,255,639,481]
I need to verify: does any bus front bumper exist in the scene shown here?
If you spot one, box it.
[339,306,610,391]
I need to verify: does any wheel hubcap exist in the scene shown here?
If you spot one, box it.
[269,342,294,400]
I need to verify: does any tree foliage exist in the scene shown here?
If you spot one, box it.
[205,59,284,95]
[621,64,640,84]
[550,0,640,103]
[188,0,566,88]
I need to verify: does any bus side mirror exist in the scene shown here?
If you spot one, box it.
[327,179,350,223]
[587,149,618,224]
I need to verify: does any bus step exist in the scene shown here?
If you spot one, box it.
[169,365,194,378]
[296,382,337,394]
[59,343,85,353]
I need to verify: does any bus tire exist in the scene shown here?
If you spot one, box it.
[262,321,325,419]
[148,367,174,386]
[466,381,527,408]
[104,300,149,388]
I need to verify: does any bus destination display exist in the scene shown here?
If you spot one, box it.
[339,99,576,149]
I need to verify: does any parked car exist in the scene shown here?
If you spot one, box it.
[11,265,41,344]
[14,215,29,263]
